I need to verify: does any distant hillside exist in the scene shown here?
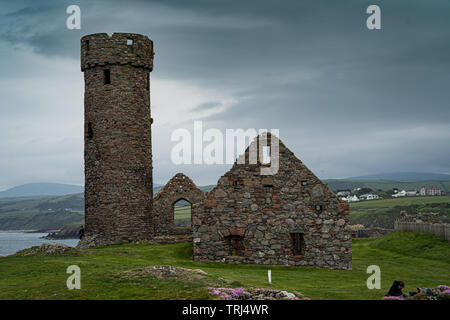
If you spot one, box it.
[325,179,450,192]
[153,184,214,195]
[0,193,84,231]
[346,172,450,181]
[0,184,215,231]
[0,183,84,198]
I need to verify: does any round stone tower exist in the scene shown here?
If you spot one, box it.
[80,33,154,246]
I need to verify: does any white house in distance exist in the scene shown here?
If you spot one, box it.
[392,190,418,198]
[419,186,442,196]
[359,194,379,201]
[341,195,360,203]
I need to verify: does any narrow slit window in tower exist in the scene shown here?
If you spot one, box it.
[104,69,110,85]
[87,122,94,140]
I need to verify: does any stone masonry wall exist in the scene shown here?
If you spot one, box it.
[153,173,205,236]
[80,33,154,247]
[192,133,352,269]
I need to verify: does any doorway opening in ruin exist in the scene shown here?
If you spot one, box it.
[225,235,245,256]
[290,233,306,256]
[173,198,192,230]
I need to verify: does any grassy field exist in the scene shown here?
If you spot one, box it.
[174,205,191,220]
[0,231,449,300]
[350,196,450,228]
[174,205,191,227]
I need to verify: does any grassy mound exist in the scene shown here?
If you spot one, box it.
[370,230,450,264]
[349,196,450,228]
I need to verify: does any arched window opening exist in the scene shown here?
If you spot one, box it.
[173,199,192,229]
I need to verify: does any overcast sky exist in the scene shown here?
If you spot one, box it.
[0,0,449,190]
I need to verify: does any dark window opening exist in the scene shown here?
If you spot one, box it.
[264,185,273,193]
[315,205,323,213]
[291,233,305,256]
[103,69,111,85]
[232,180,240,188]
[225,235,245,256]
[86,40,90,51]
[146,75,149,90]
[173,199,192,229]
[87,122,94,140]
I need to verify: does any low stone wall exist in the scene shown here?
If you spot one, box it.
[353,228,393,238]
[394,221,450,241]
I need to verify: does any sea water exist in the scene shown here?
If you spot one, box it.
[0,232,79,256]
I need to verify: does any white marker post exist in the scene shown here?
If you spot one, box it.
[268,270,272,285]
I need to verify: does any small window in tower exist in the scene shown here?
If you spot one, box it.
[301,180,308,186]
[290,233,305,256]
[86,40,90,51]
[232,180,239,188]
[264,185,273,193]
[146,75,149,90]
[103,69,110,85]
[127,39,133,46]
[87,122,94,140]
[315,205,323,213]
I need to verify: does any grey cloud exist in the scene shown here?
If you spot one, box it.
[190,101,222,112]
[0,0,450,189]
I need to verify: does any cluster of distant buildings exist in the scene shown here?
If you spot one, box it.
[336,186,446,203]
[392,186,444,198]
[336,189,380,203]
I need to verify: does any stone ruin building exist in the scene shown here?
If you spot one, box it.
[79,32,352,269]
[192,134,352,269]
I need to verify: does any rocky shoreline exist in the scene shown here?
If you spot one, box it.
[41,224,81,240]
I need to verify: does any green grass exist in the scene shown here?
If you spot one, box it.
[174,205,191,221]
[0,231,449,300]
[350,196,450,228]
[371,231,450,264]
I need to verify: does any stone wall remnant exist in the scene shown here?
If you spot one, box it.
[153,173,205,235]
